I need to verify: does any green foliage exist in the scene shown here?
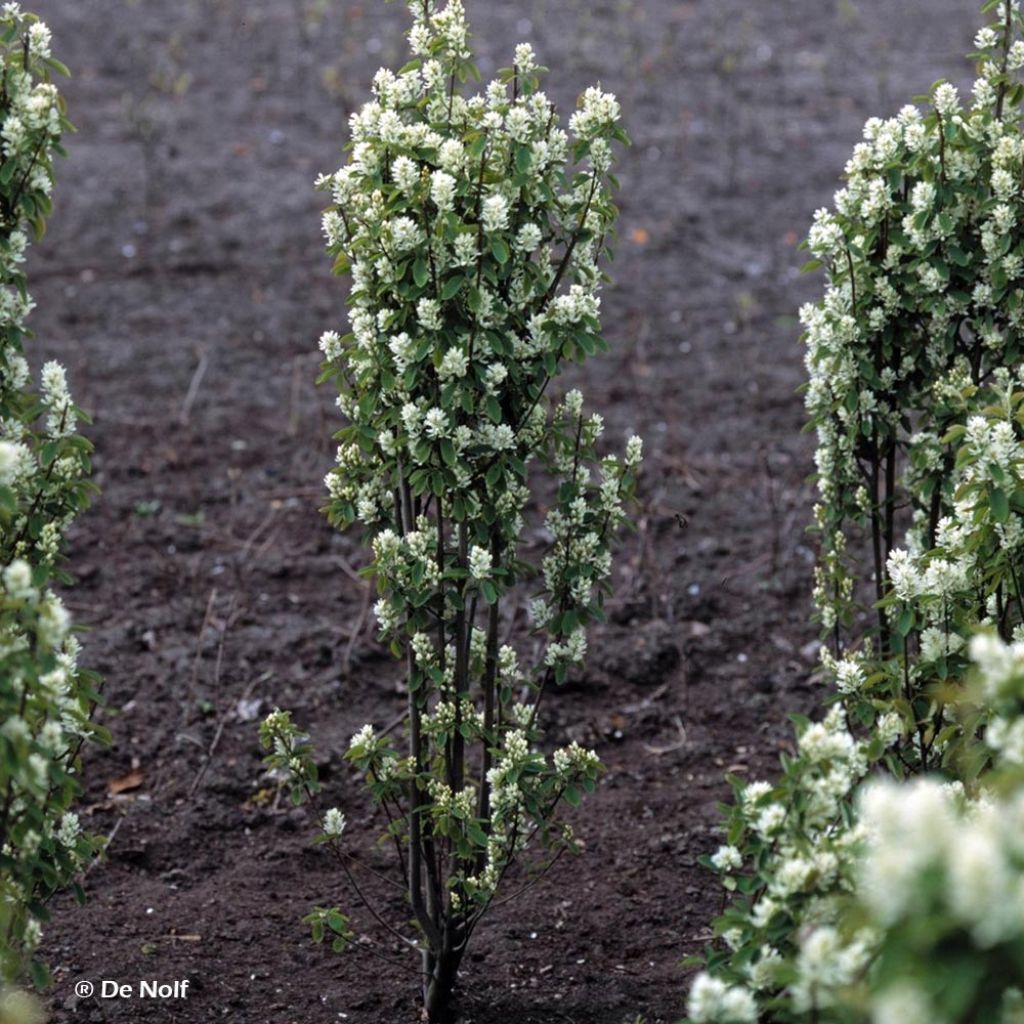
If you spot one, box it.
[0,6,104,988]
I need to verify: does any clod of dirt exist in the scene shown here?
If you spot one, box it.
[605,620,682,687]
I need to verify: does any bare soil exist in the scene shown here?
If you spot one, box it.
[26,1,978,1021]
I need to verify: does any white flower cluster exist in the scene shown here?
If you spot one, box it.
[971,632,1024,767]
[687,974,756,1024]
[852,775,1024,1020]
[323,808,347,838]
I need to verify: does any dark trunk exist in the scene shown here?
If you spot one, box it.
[423,940,465,1023]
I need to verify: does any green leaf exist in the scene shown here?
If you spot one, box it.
[42,56,71,77]
[412,256,429,288]
[441,275,463,300]
[29,959,52,991]
[991,486,1010,524]
[491,236,509,265]
[897,607,915,638]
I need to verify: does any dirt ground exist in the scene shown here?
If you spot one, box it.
[23,1,979,1021]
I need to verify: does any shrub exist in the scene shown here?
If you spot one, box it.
[685,2,1024,1020]
[801,0,1024,769]
[260,1,637,1019]
[0,5,103,991]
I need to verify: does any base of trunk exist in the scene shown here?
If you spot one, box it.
[423,947,463,1023]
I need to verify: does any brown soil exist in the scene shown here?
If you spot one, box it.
[26,1,977,1022]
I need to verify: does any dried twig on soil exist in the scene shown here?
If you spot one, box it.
[643,715,687,756]
[188,595,243,799]
[344,580,372,676]
[185,587,218,723]
[179,349,209,425]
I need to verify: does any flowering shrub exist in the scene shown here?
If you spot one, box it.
[804,0,1024,663]
[260,1,637,1019]
[686,3,1024,1020]
[0,5,103,990]
[685,634,1024,1024]
[684,709,882,1023]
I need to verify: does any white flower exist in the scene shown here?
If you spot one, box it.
[3,559,35,600]
[569,86,620,139]
[27,20,51,58]
[484,362,507,393]
[711,845,743,872]
[323,808,347,837]
[871,983,934,1024]
[919,626,964,662]
[563,388,584,419]
[514,42,537,73]
[468,545,492,580]
[933,82,960,117]
[437,138,464,173]
[55,813,80,849]
[350,723,376,750]
[975,26,999,50]
[886,548,921,601]
[391,155,420,193]
[318,330,343,360]
[909,180,935,213]
[389,215,422,251]
[799,721,855,763]
[481,194,509,233]
[0,439,29,486]
[423,407,448,439]
[753,803,786,839]
[625,435,643,467]
[439,346,469,380]
[514,222,542,252]
[430,169,457,211]
[834,655,865,694]
[687,973,757,1024]
[808,208,844,257]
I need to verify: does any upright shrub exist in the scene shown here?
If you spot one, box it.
[802,0,1024,769]
[685,3,1024,1020]
[261,1,637,1019]
[0,6,102,990]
